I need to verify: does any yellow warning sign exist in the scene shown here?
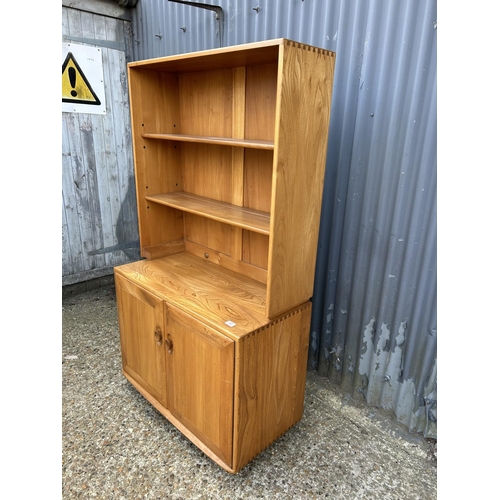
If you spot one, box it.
[62,52,101,105]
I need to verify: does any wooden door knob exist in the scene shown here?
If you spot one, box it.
[165,334,173,354]
[154,327,163,346]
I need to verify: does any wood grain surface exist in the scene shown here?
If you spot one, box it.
[115,253,268,340]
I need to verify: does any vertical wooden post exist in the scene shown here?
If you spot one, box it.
[231,67,246,260]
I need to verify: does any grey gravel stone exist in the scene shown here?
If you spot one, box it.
[62,282,437,499]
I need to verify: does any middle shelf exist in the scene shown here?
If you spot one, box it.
[142,133,274,150]
[145,191,271,235]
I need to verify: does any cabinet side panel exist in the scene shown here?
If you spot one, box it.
[233,301,311,472]
[140,202,185,257]
[128,67,148,253]
[267,45,335,317]
[129,69,184,255]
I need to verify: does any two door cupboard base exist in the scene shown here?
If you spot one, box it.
[115,255,312,473]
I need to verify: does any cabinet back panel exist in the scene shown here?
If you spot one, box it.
[143,141,183,194]
[179,69,234,137]
[242,150,272,270]
[245,64,278,141]
[242,231,269,270]
[185,213,234,257]
[181,143,233,203]
[243,149,273,212]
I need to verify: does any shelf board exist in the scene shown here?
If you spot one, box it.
[127,38,284,73]
[142,133,274,150]
[145,192,270,235]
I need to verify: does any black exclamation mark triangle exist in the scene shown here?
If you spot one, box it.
[68,67,77,97]
[62,52,101,105]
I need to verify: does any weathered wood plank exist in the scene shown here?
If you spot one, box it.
[62,6,137,280]
[80,10,95,40]
[106,46,138,261]
[66,7,83,37]
[62,114,83,275]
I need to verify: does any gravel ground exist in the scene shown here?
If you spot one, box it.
[62,280,437,499]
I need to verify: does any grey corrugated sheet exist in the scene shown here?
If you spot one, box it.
[129,0,437,438]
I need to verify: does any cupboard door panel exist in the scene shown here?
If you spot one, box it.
[115,274,167,406]
[165,305,234,466]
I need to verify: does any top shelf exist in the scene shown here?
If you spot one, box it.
[128,39,283,73]
[142,133,274,150]
[127,38,334,74]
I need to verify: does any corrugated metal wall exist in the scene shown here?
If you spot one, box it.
[62,1,140,285]
[128,0,437,438]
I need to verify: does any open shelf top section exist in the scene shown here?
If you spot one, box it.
[142,133,274,150]
[145,192,271,235]
[128,38,334,73]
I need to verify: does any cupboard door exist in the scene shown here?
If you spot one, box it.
[165,305,234,466]
[115,274,167,407]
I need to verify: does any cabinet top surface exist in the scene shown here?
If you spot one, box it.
[128,38,335,73]
[115,253,270,339]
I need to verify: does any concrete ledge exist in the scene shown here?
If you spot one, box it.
[62,274,115,299]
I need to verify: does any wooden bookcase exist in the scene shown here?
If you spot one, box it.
[114,38,335,473]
